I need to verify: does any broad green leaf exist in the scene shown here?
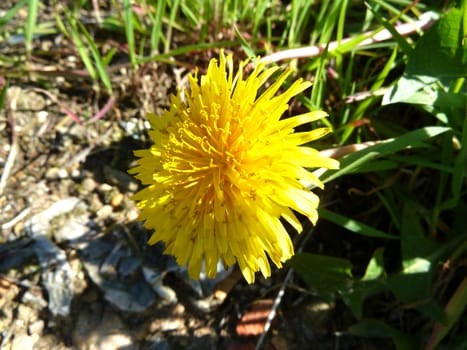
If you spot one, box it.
[290,253,353,301]
[342,248,386,318]
[386,201,445,321]
[361,248,385,281]
[400,201,439,261]
[388,271,445,322]
[350,319,420,350]
[383,8,467,105]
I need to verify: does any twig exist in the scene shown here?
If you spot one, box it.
[89,95,116,122]
[1,207,32,231]
[260,14,437,63]
[0,88,19,196]
[255,227,314,350]
[31,87,82,124]
[318,141,380,159]
[91,0,102,24]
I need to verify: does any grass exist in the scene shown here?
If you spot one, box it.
[0,0,466,349]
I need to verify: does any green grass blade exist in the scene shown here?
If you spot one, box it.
[426,277,467,350]
[320,126,451,183]
[165,0,181,53]
[340,46,399,143]
[234,25,255,58]
[64,11,97,80]
[149,0,166,54]
[376,191,401,230]
[444,116,467,210]
[76,21,112,93]
[252,0,271,37]
[0,79,8,111]
[123,0,136,66]
[369,3,413,55]
[25,0,39,56]
[319,208,397,239]
[334,0,349,72]
[0,0,29,29]
[137,40,243,64]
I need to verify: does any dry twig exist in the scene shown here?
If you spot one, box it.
[260,14,436,63]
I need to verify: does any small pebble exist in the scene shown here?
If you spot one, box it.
[126,208,139,222]
[111,192,124,207]
[80,177,97,194]
[29,319,45,335]
[45,167,69,180]
[96,204,113,219]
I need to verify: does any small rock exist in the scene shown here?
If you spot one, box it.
[149,317,185,333]
[28,319,45,336]
[17,304,38,324]
[111,192,124,207]
[80,178,97,194]
[37,110,48,122]
[126,207,139,222]
[11,333,38,350]
[22,289,47,309]
[98,183,113,192]
[96,205,113,219]
[53,214,89,242]
[88,193,103,213]
[45,168,69,180]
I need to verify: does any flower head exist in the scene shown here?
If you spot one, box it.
[129,51,339,283]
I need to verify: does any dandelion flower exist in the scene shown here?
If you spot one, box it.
[129,51,339,284]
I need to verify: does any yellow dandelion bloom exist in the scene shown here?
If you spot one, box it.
[129,51,339,284]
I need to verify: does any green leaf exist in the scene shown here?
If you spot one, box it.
[64,11,97,80]
[0,0,29,29]
[0,79,8,111]
[383,8,467,105]
[342,248,386,318]
[426,278,467,350]
[148,0,167,54]
[123,0,136,66]
[448,117,467,209]
[320,126,451,183]
[319,208,397,239]
[25,0,39,55]
[386,201,445,322]
[388,271,445,322]
[290,253,353,301]
[76,21,113,93]
[350,319,420,350]
[233,24,255,58]
[361,248,385,281]
[400,201,439,260]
